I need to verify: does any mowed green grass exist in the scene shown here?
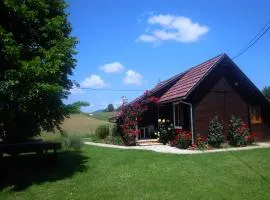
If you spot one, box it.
[1,146,270,200]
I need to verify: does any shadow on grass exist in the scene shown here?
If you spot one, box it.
[0,151,89,191]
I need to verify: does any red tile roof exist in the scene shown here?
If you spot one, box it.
[129,54,226,105]
[159,54,225,102]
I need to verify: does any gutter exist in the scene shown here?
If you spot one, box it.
[179,99,194,145]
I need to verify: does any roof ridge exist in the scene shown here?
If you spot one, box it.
[185,53,226,72]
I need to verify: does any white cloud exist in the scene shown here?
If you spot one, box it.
[113,99,124,108]
[70,87,84,95]
[100,62,124,73]
[124,70,143,85]
[136,34,157,42]
[137,14,209,43]
[80,74,106,88]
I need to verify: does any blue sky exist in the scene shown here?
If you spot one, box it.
[65,0,270,112]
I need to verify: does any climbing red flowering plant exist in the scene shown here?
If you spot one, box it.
[119,93,159,145]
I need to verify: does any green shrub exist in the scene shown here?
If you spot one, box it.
[111,136,122,145]
[207,115,224,148]
[228,115,250,146]
[60,132,83,151]
[69,135,83,151]
[158,119,175,144]
[60,131,70,151]
[87,135,100,142]
[159,129,170,145]
[96,125,109,139]
[111,124,118,136]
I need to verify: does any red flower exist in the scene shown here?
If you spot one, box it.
[252,132,257,137]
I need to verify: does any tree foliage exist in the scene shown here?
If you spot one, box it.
[262,86,270,100]
[0,0,77,142]
[65,101,90,114]
[107,104,114,112]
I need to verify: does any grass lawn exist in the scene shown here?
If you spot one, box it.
[1,147,270,200]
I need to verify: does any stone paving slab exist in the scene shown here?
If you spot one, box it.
[84,141,270,155]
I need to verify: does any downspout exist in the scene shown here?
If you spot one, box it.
[157,104,160,134]
[179,100,194,145]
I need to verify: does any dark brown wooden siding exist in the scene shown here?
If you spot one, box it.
[194,78,248,137]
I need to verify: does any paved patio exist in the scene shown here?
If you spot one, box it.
[84,141,270,155]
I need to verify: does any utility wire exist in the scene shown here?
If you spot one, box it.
[233,20,270,60]
[76,87,146,92]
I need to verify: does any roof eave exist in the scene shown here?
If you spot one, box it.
[159,96,185,104]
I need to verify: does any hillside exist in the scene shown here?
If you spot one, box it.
[41,114,111,140]
[91,111,114,121]
[61,114,111,135]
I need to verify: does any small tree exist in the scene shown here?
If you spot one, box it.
[262,86,270,100]
[207,115,224,148]
[107,104,114,112]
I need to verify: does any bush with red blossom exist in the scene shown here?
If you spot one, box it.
[195,134,208,150]
[246,132,257,145]
[228,115,255,146]
[170,129,192,149]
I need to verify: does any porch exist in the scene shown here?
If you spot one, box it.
[137,101,193,141]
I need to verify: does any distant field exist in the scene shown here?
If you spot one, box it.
[40,114,111,140]
[91,111,114,121]
[61,114,111,135]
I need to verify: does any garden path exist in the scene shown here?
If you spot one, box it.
[84,141,270,155]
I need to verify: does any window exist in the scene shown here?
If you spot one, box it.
[173,102,184,129]
[250,105,262,124]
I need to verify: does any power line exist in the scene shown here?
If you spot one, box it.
[236,20,270,54]
[77,87,146,92]
[233,20,270,60]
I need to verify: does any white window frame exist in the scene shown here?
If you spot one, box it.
[173,102,183,129]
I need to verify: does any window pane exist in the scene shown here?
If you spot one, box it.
[250,105,262,124]
[174,104,183,127]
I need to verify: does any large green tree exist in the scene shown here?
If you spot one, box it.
[0,0,77,142]
[107,104,114,112]
[65,101,90,114]
[262,86,270,100]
